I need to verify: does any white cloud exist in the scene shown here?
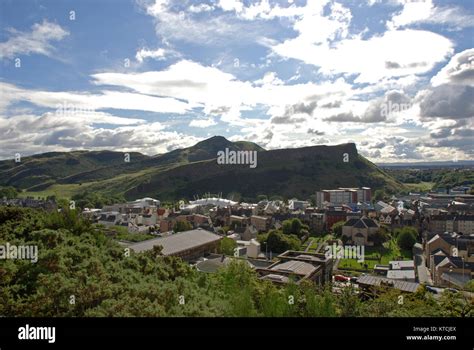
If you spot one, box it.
[188,3,215,13]
[0,111,202,159]
[0,82,192,115]
[388,0,474,30]
[91,59,359,128]
[135,47,168,62]
[189,117,217,128]
[431,48,474,87]
[273,28,453,84]
[0,20,69,59]
[218,0,244,13]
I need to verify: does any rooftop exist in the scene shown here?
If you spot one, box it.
[128,228,222,255]
[357,275,420,293]
[389,260,415,270]
[386,270,416,280]
[271,260,317,276]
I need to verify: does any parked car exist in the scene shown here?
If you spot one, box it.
[350,277,358,283]
[426,286,438,294]
[334,275,351,282]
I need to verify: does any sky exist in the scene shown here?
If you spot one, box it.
[0,0,473,162]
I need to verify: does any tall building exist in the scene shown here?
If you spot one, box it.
[316,187,371,208]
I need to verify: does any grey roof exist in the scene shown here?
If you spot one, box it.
[440,272,471,287]
[387,270,416,280]
[271,260,316,275]
[389,260,415,270]
[128,228,221,255]
[261,274,290,283]
[346,217,378,229]
[357,275,420,293]
[344,218,359,227]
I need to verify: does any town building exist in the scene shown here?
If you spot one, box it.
[341,217,379,246]
[256,250,333,285]
[127,228,222,262]
[316,187,371,208]
[431,255,473,287]
[374,260,416,281]
[250,215,270,232]
[357,275,420,295]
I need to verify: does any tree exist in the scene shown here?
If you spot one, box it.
[219,237,237,256]
[282,218,307,238]
[264,230,301,253]
[0,206,463,318]
[371,227,389,246]
[331,220,345,237]
[374,189,385,201]
[174,220,192,232]
[397,229,417,250]
[465,280,474,292]
[0,186,18,199]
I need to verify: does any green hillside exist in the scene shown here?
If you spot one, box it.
[124,142,404,201]
[0,136,404,201]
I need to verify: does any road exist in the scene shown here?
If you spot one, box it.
[414,244,432,285]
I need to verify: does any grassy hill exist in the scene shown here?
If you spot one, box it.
[0,136,404,201]
[124,142,403,201]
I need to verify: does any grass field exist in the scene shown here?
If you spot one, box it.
[302,234,332,252]
[403,182,435,192]
[338,239,412,270]
[19,168,158,200]
[19,183,85,199]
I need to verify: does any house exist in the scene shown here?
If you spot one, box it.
[341,217,379,246]
[195,254,273,273]
[324,210,353,230]
[250,215,270,232]
[234,225,258,241]
[374,260,416,281]
[428,214,456,234]
[357,275,420,294]
[246,239,261,259]
[127,228,222,262]
[98,211,121,227]
[310,213,325,233]
[454,215,474,235]
[191,214,212,228]
[425,232,472,268]
[263,201,283,215]
[374,201,390,212]
[288,199,310,211]
[234,238,263,259]
[431,255,473,287]
[229,215,248,227]
[158,216,180,233]
[256,250,333,285]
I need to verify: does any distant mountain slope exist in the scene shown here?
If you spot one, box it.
[0,151,148,189]
[0,137,403,201]
[0,136,264,191]
[124,142,403,201]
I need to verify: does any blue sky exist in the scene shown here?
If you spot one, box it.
[0,0,473,161]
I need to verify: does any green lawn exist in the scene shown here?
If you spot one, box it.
[19,183,85,199]
[303,234,332,252]
[338,239,412,271]
[404,182,434,192]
